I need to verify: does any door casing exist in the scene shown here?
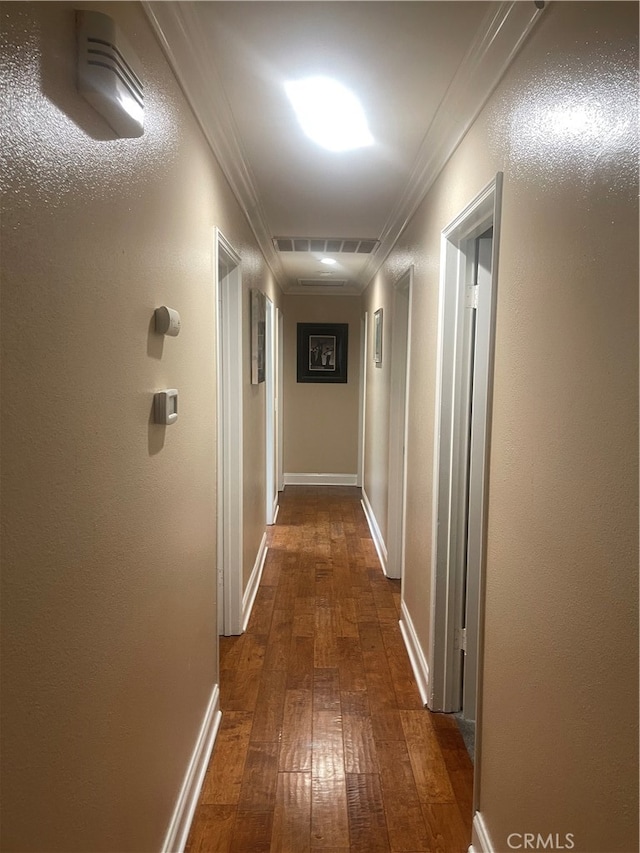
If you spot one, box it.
[215,228,244,637]
[277,308,284,493]
[357,311,368,488]
[386,267,413,580]
[265,295,278,525]
[429,174,503,810]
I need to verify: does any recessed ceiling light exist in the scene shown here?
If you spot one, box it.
[320,258,337,265]
[284,76,374,152]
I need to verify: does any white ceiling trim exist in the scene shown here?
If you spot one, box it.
[144,1,544,295]
[143,1,286,288]
[358,0,545,289]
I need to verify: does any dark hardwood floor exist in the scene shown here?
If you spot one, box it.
[186,486,473,852]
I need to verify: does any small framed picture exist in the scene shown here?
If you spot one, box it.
[297,323,348,383]
[373,308,383,366]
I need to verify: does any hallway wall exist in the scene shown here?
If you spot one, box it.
[362,2,638,850]
[0,2,279,850]
[283,294,361,480]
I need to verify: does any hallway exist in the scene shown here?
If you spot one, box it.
[186,487,472,852]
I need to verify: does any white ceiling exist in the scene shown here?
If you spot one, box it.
[145,1,542,294]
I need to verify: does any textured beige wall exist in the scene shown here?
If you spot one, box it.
[283,295,361,476]
[363,2,638,850]
[0,2,278,850]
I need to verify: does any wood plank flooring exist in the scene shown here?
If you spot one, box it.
[186,486,473,853]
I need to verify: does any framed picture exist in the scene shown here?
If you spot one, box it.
[251,288,266,384]
[297,323,348,383]
[373,308,383,366]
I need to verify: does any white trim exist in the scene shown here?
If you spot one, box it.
[265,296,277,525]
[470,813,495,853]
[161,684,222,853]
[143,2,286,291]
[143,2,543,295]
[283,473,358,487]
[242,532,268,632]
[386,267,413,580]
[270,494,279,524]
[358,2,542,291]
[360,488,388,575]
[215,229,244,637]
[277,309,284,492]
[357,312,368,488]
[429,175,502,711]
[398,600,430,707]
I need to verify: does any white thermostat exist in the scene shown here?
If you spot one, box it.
[155,306,181,337]
[154,389,178,425]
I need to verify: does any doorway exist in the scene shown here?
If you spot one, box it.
[386,268,413,580]
[215,229,244,637]
[430,175,502,776]
[277,308,284,493]
[357,311,368,488]
[265,295,279,525]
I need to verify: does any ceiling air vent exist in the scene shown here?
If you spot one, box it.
[76,10,144,138]
[298,279,348,288]
[273,237,379,254]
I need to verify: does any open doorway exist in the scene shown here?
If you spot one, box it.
[430,175,502,784]
[215,229,244,637]
[277,308,284,493]
[265,295,279,525]
[357,311,368,488]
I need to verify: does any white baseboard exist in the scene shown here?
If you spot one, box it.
[470,812,494,853]
[242,532,268,631]
[399,600,430,707]
[162,684,222,853]
[283,472,358,486]
[360,488,388,575]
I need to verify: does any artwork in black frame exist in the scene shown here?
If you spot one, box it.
[297,323,348,383]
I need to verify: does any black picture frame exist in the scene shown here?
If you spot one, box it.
[297,323,348,383]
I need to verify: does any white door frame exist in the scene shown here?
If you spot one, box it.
[277,308,284,493]
[265,295,278,524]
[462,232,493,724]
[215,228,244,637]
[386,267,413,580]
[429,174,503,725]
[357,312,368,488]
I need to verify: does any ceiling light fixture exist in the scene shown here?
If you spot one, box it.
[320,258,337,265]
[284,76,374,152]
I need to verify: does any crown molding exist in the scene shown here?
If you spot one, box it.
[143,1,286,289]
[144,1,544,295]
[359,0,545,289]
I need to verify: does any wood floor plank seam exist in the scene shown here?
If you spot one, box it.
[186,487,473,853]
